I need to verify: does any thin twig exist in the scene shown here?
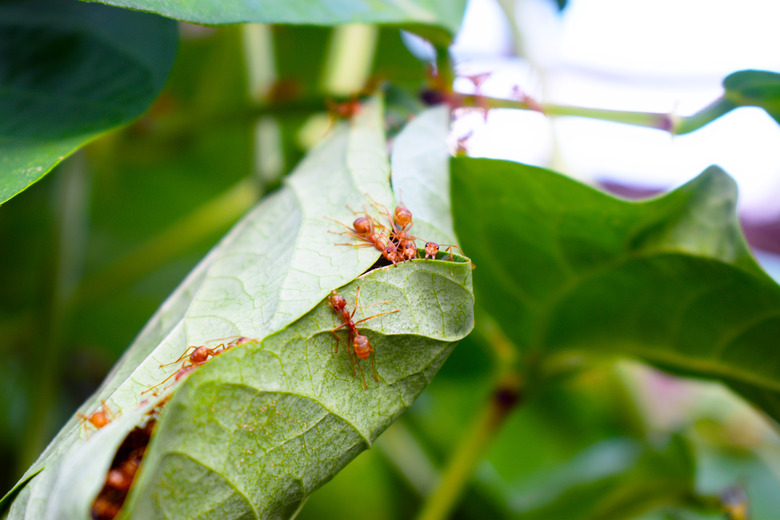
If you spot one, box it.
[416,372,523,520]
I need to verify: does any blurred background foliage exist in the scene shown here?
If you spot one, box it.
[2,0,780,518]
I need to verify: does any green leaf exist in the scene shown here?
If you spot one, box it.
[4,102,473,518]
[677,69,780,134]
[88,0,467,47]
[390,105,456,246]
[0,0,177,204]
[124,261,473,518]
[512,436,698,520]
[451,157,780,420]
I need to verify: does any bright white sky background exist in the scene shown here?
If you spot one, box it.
[447,0,780,229]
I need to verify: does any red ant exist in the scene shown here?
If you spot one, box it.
[326,212,401,265]
[424,241,464,261]
[78,401,117,434]
[366,196,421,262]
[326,98,362,120]
[328,287,399,389]
[105,448,142,492]
[92,419,156,520]
[370,198,468,263]
[144,336,256,395]
[160,335,254,369]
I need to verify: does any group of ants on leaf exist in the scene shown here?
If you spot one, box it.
[82,194,462,519]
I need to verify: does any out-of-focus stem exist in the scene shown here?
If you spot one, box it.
[376,420,439,497]
[462,94,675,131]
[416,372,523,520]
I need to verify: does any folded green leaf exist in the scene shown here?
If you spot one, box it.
[3,102,474,519]
[0,0,177,204]
[451,157,780,421]
[124,258,473,518]
[87,0,467,47]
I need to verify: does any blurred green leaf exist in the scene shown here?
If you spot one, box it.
[88,0,467,47]
[371,29,428,91]
[511,436,699,520]
[677,70,780,134]
[451,158,780,421]
[0,0,177,204]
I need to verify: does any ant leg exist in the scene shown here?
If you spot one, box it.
[77,414,89,436]
[142,368,183,396]
[329,330,341,354]
[445,244,464,261]
[353,309,400,327]
[344,203,366,216]
[354,357,368,389]
[205,335,241,345]
[333,241,373,248]
[349,286,362,320]
[345,330,358,376]
[354,300,393,312]
[160,346,197,368]
[365,194,397,231]
[101,400,119,422]
[226,336,257,350]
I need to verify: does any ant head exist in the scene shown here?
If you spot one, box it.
[425,242,439,257]
[394,205,412,227]
[383,243,399,263]
[403,241,417,260]
[353,217,372,235]
[329,292,347,310]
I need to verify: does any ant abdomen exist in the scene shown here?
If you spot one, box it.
[352,217,373,235]
[394,205,412,228]
[353,335,371,360]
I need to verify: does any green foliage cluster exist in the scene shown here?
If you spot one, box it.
[2,0,780,519]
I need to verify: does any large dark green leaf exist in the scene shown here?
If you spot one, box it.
[451,157,780,421]
[0,0,177,204]
[677,69,780,134]
[88,0,467,47]
[3,103,473,519]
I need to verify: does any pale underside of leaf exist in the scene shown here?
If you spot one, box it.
[124,258,474,519]
[390,105,457,246]
[3,102,470,519]
[3,97,394,518]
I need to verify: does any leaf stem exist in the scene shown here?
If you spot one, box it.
[415,372,523,520]
[460,93,676,131]
[75,177,260,307]
[376,420,440,497]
